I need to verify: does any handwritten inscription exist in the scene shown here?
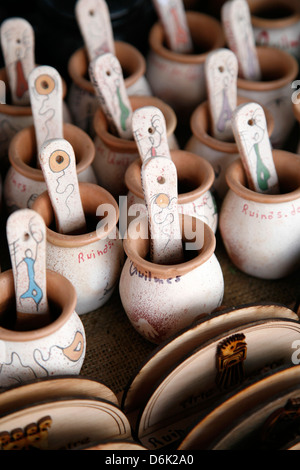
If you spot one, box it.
[78,241,114,264]
[241,203,300,220]
[129,261,181,284]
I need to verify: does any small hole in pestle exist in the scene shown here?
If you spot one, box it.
[106,70,111,76]
[148,127,154,134]
[248,119,255,126]
[157,176,165,184]
[218,66,224,73]
[23,232,30,241]
[56,155,64,165]
[41,80,49,90]
[89,9,94,16]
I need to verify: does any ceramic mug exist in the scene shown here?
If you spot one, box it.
[185,96,275,199]
[92,95,179,199]
[0,67,72,169]
[0,269,86,391]
[119,214,224,344]
[124,149,218,233]
[146,11,225,119]
[248,0,300,62]
[67,41,152,137]
[33,182,124,315]
[4,123,97,213]
[237,45,298,148]
[219,149,300,279]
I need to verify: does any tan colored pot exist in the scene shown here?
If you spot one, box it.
[4,122,96,212]
[0,269,86,390]
[93,95,178,199]
[67,41,152,136]
[248,0,300,60]
[146,11,225,117]
[219,149,300,279]
[237,45,298,147]
[186,96,275,198]
[119,213,224,344]
[125,149,218,233]
[33,182,124,315]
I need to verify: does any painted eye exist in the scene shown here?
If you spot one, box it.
[35,74,55,95]
[155,193,170,208]
[49,150,70,173]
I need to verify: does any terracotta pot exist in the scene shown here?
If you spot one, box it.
[67,41,152,137]
[4,123,96,213]
[146,11,225,118]
[237,45,298,148]
[293,101,300,153]
[185,96,275,199]
[119,214,224,344]
[0,66,72,168]
[125,149,218,233]
[33,182,124,315]
[219,150,300,279]
[0,269,86,391]
[93,95,179,199]
[248,0,300,61]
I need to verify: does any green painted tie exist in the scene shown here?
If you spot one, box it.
[116,86,130,131]
[254,142,270,191]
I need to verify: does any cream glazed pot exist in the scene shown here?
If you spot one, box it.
[93,95,179,199]
[146,11,225,119]
[68,41,152,137]
[185,97,274,199]
[4,123,96,213]
[0,270,86,391]
[248,0,300,62]
[219,150,300,280]
[237,46,298,148]
[33,182,124,315]
[119,214,224,344]
[124,150,218,233]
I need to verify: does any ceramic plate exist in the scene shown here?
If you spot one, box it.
[136,318,300,450]
[122,303,298,427]
[0,397,131,450]
[0,376,119,416]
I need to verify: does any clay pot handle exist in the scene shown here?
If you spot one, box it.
[152,0,193,53]
[205,48,238,142]
[89,52,133,139]
[39,138,87,235]
[221,0,261,81]
[75,0,115,62]
[28,66,64,160]
[6,209,50,328]
[0,17,35,106]
[141,155,184,265]
[132,106,172,162]
[231,102,279,194]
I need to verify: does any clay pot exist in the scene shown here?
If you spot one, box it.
[185,96,275,199]
[237,45,298,148]
[219,150,300,279]
[248,0,300,61]
[93,95,178,199]
[33,182,124,315]
[146,11,225,118]
[67,41,152,137]
[125,149,218,233]
[0,269,86,391]
[0,66,71,169]
[292,101,300,153]
[4,123,96,213]
[119,214,224,344]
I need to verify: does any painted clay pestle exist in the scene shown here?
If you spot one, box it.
[39,138,87,235]
[231,101,279,194]
[6,208,50,330]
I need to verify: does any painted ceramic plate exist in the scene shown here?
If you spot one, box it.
[0,397,131,450]
[136,318,300,450]
[122,303,298,427]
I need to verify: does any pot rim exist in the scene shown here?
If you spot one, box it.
[8,123,95,182]
[225,149,300,203]
[93,95,177,154]
[0,270,77,342]
[125,149,215,203]
[32,182,120,248]
[237,46,298,91]
[248,0,300,29]
[123,213,216,279]
[190,96,274,153]
[68,41,146,94]
[148,11,225,64]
